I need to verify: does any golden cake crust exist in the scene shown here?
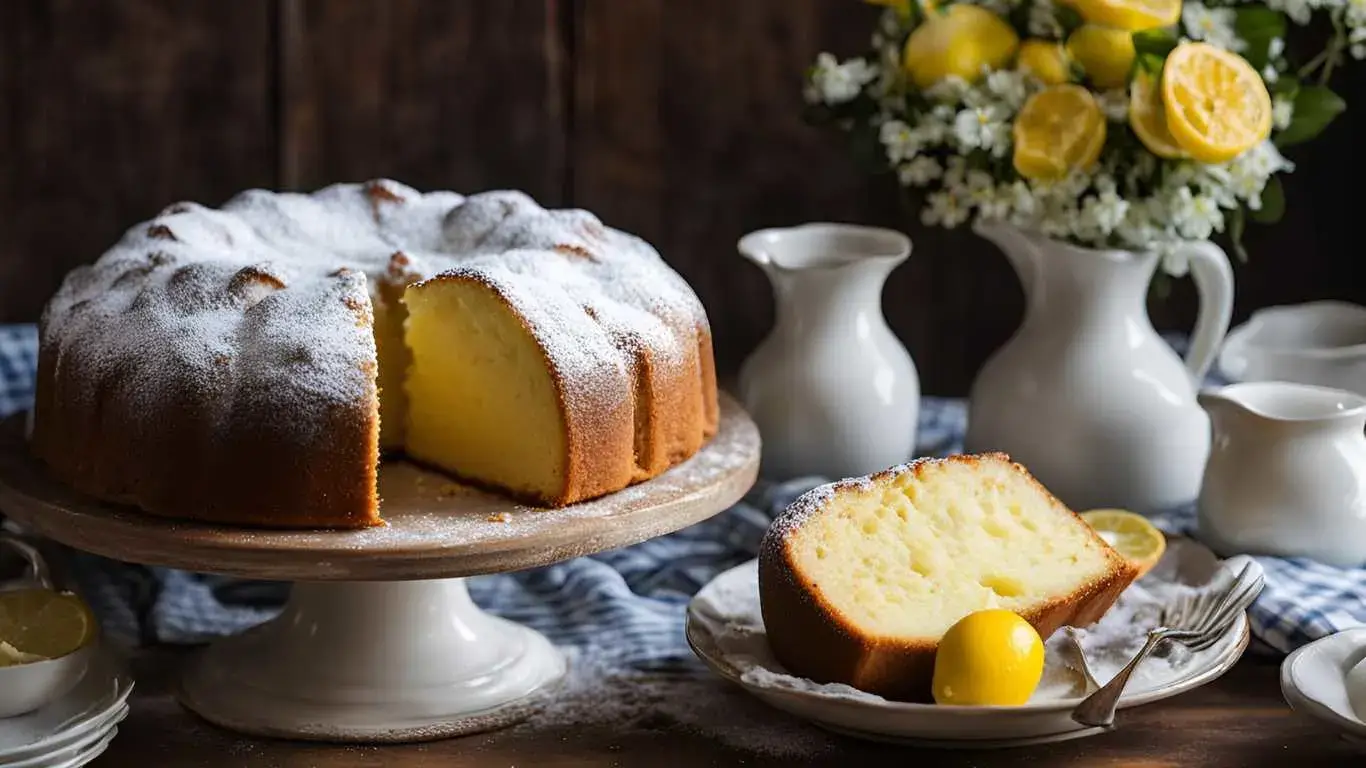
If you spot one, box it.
[32,181,716,527]
[757,453,1139,702]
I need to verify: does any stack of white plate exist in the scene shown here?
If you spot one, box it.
[0,649,134,767]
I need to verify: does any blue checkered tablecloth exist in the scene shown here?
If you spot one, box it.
[0,323,1362,660]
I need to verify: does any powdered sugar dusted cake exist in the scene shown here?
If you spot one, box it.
[32,180,718,528]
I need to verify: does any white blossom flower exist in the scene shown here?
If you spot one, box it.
[922,190,972,228]
[1351,26,1366,59]
[952,106,1011,156]
[1170,186,1225,240]
[899,156,944,186]
[926,76,972,105]
[985,69,1030,110]
[1028,0,1065,38]
[1096,89,1130,122]
[1273,96,1295,129]
[1182,3,1246,51]
[879,119,922,163]
[807,53,877,105]
[1266,0,1313,25]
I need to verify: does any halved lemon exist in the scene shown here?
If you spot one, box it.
[1067,0,1181,31]
[1012,84,1107,180]
[1080,509,1166,578]
[1161,41,1272,163]
[0,588,96,662]
[1129,70,1186,158]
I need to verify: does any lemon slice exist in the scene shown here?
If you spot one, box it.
[1080,509,1166,578]
[1066,25,1135,89]
[1067,0,1180,31]
[0,588,96,661]
[903,5,1021,89]
[933,609,1045,706]
[1161,42,1272,163]
[1129,70,1186,158]
[1012,84,1107,180]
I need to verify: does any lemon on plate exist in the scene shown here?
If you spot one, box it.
[1012,84,1107,180]
[1080,508,1167,578]
[1161,41,1272,163]
[1066,0,1181,31]
[1129,69,1187,158]
[1066,24,1135,89]
[903,4,1020,89]
[1016,39,1071,85]
[0,588,96,663]
[932,609,1045,706]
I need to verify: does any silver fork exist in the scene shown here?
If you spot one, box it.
[1071,561,1264,728]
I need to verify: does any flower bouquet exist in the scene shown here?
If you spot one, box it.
[804,0,1351,271]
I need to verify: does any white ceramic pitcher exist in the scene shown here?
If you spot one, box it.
[965,221,1234,512]
[1198,382,1366,568]
[737,223,919,481]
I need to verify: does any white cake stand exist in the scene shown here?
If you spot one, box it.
[0,395,760,744]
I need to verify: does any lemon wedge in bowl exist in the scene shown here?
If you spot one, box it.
[932,609,1045,706]
[1080,508,1167,579]
[0,588,96,662]
[0,588,99,718]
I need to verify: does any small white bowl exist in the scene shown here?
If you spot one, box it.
[0,640,96,719]
[1281,628,1366,748]
[1220,301,1366,396]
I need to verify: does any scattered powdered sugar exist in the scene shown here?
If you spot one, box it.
[696,540,1244,708]
[523,649,840,760]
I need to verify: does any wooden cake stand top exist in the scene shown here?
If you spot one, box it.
[0,394,761,581]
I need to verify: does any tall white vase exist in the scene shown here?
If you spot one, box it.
[965,221,1234,513]
[737,224,919,481]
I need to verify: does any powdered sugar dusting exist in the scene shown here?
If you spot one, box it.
[525,649,838,760]
[38,181,711,516]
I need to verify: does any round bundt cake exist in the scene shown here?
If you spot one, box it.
[31,180,718,528]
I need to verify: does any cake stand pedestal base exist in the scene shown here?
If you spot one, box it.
[177,578,566,743]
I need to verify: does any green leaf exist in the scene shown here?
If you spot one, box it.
[1228,207,1249,262]
[1234,8,1286,70]
[1275,85,1346,147]
[1249,175,1285,224]
[1056,4,1084,36]
[1135,52,1165,77]
[1132,28,1179,59]
[1272,75,1300,100]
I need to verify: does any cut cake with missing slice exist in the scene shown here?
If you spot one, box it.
[758,452,1138,702]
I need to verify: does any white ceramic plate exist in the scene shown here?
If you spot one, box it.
[686,540,1251,748]
[0,648,134,761]
[1281,627,1366,749]
[5,713,125,768]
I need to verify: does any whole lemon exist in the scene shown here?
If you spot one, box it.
[1016,39,1071,85]
[1066,25,1136,89]
[932,609,1045,706]
[903,5,1021,89]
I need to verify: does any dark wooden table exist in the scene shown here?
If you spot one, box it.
[90,647,1357,767]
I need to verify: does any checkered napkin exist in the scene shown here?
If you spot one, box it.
[0,322,1359,661]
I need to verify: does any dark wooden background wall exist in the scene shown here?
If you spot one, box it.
[3,0,1364,394]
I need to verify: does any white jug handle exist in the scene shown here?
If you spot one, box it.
[1172,240,1235,383]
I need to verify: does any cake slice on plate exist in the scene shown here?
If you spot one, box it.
[758,452,1137,702]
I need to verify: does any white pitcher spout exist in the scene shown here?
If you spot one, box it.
[737,223,910,275]
[1199,382,1366,425]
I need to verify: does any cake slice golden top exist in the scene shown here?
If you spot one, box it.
[758,452,1137,701]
